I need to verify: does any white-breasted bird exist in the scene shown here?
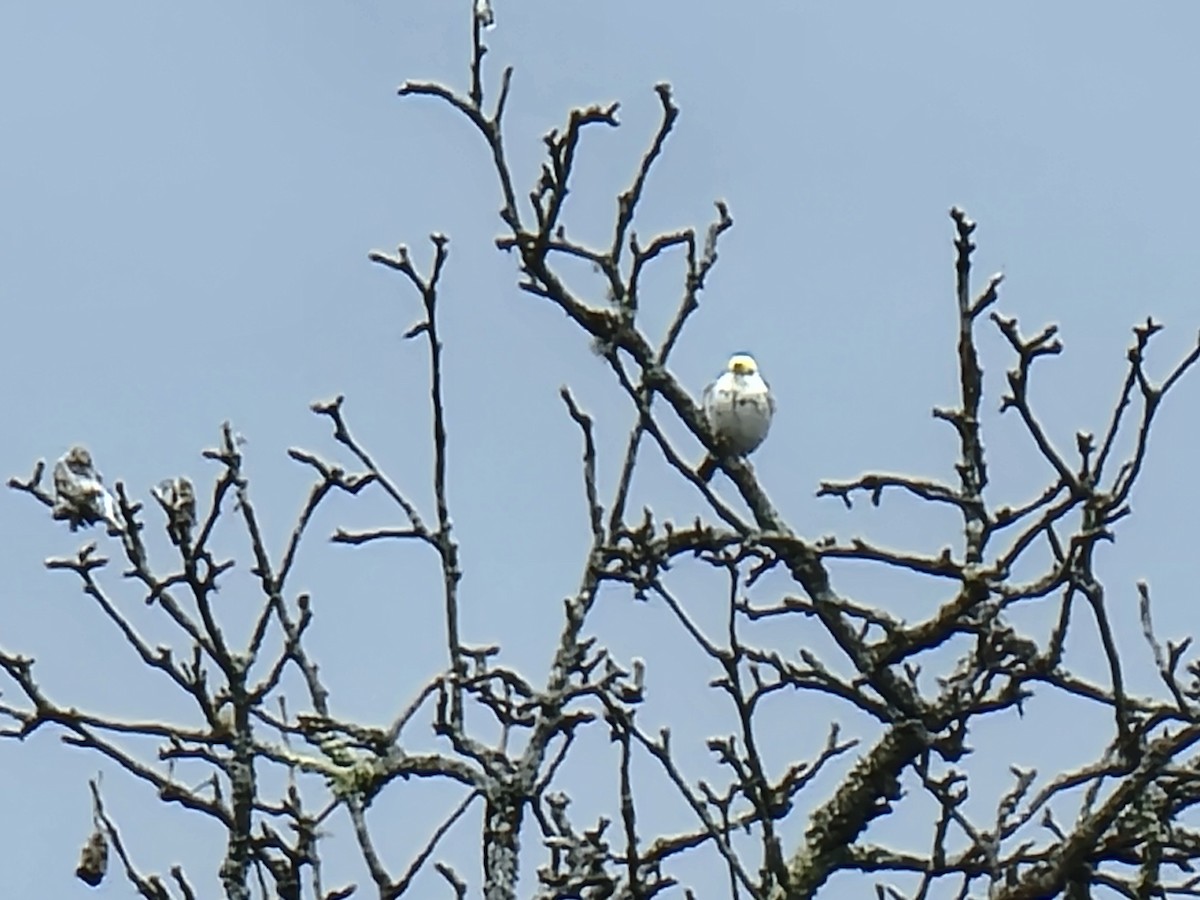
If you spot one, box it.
[52,445,123,533]
[698,352,775,483]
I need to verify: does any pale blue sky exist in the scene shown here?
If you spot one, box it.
[3,2,1199,896]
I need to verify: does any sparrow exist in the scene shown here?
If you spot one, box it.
[52,445,123,533]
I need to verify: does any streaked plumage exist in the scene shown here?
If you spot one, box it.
[52,445,123,533]
[153,476,197,544]
[698,353,775,482]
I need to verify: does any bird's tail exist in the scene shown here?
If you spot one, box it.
[697,455,718,483]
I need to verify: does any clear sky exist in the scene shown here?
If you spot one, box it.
[3,2,1200,896]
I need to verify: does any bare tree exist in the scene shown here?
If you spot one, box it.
[6,4,1200,899]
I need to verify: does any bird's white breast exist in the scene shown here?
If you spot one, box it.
[705,372,773,455]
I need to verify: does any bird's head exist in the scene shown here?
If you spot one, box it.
[727,353,759,376]
[65,445,94,472]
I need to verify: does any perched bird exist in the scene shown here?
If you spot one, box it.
[52,445,123,533]
[698,353,775,482]
[152,476,197,545]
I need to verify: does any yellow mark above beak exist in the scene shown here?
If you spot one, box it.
[728,354,757,375]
